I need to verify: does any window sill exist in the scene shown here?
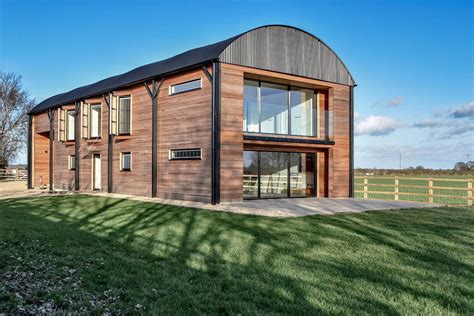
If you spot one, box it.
[114,135,132,141]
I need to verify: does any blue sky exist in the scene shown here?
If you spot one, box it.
[1,0,473,168]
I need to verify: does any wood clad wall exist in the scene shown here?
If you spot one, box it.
[331,85,350,197]
[78,98,108,192]
[33,131,50,187]
[53,104,75,190]
[31,67,213,202]
[32,63,350,201]
[109,87,152,197]
[220,65,244,202]
[34,112,50,133]
[157,67,212,202]
[220,63,351,199]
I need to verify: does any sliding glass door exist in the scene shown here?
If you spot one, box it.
[243,151,259,199]
[290,153,316,197]
[260,152,288,198]
[244,151,316,199]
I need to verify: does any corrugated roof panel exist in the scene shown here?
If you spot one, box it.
[30,25,354,115]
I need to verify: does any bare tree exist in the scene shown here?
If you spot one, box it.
[0,72,35,168]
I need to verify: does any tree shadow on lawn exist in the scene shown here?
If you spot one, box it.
[0,195,472,314]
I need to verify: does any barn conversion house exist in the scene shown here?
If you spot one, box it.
[27,25,355,204]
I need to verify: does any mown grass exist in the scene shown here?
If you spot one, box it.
[0,195,473,314]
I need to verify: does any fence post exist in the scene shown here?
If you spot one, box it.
[15,168,19,181]
[363,176,368,199]
[394,176,399,201]
[468,179,473,206]
[428,178,433,204]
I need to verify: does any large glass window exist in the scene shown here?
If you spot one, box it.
[118,96,131,135]
[66,110,75,141]
[243,80,316,136]
[243,80,259,132]
[243,151,259,198]
[260,83,288,134]
[290,88,315,136]
[243,151,317,199]
[89,104,101,138]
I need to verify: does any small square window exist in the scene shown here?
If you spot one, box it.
[69,155,76,170]
[120,152,131,171]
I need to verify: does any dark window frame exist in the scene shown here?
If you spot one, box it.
[169,148,202,160]
[118,96,131,135]
[169,79,202,95]
[243,79,317,137]
[68,155,76,171]
[120,152,132,171]
[66,109,76,141]
[243,150,317,200]
[89,103,102,139]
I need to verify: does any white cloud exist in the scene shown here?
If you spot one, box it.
[412,119,453,128]
[452,101,474,118]
[355,115,405,136]
[387,96,403,107]
[412,118,474,138]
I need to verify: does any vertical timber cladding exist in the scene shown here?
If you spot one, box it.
[27,115,33,189]
[220,64,244,202]
[32,112,50,188]
[219,63,351,200]
[75,102,80,190]
[331,85,351,197]
[47,109,54,190]
[77,97,108,192]
[157,67,213,203]
[53,105,75,190]
[111,86,149,196]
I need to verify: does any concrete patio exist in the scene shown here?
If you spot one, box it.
[87,192,437,217]
[231,198,437,217]
[1,189,439,217]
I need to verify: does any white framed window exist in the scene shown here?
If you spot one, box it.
[120,152,132,171]
[66,110,76,141]
[118,96,131,135]
[169,148,202,160]
[68,155,76,170]
[169,79,202,95]
[89,104,101,138]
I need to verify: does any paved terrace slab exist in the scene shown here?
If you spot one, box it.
[1,189,438,217]
[87,193,437,217]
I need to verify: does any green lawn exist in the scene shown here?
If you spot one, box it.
[0,195,473,314]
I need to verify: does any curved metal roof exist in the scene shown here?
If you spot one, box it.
[30,25,354,114]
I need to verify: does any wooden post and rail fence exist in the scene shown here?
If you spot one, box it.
[0,168,28,182]
[355,176,473,206]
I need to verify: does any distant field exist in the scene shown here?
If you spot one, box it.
[355,175,472,205]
